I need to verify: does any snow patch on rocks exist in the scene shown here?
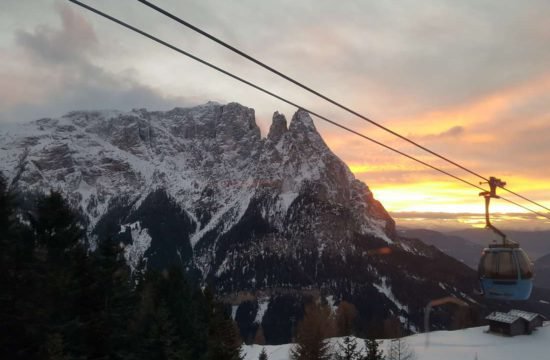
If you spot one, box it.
[121,222,152,272]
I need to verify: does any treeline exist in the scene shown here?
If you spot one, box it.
[0,175,242,360]
[288,302,413,360]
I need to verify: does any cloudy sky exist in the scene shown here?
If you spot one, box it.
[1,0,549,229]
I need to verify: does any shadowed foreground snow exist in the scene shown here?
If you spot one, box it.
[243,323,550,360]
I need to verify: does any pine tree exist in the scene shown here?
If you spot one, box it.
[45,333,68,360]
[0,189,87,359]
[388,338,415,360]
[35,192,87,358]
[336,336,362,360]
[258,347,269,360]
[290,303,334,360]
[148,301,189,359]
[186,285,211,358]
[0,175,30,298]
[335,301,358,337]
[383,316,402,338]
[0,173,14,309]
[254,325,266,345]
[70,238,136,359]
[205,302,243,360]
[0,174,35,358]
[32,191,83,260]
[364,338,385,360]
[132,269,194,360]
[0,174,13,243]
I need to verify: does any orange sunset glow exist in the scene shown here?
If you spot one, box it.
[322,78,550,229]
[320,70,550,229]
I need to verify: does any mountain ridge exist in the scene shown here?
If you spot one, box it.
[398,228,484,269]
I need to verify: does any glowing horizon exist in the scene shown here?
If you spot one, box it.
[342,163,550,230]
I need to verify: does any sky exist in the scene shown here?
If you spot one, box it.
[1,0,549,230]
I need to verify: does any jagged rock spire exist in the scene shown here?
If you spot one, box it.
[289,108,317,133]
[267,111,288,143]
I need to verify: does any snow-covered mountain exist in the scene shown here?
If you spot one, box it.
[0,102,392,268]
[2,101,543,342]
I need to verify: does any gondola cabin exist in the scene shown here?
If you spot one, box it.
[478,243,534,300]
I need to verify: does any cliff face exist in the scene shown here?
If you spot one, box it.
[0,102,484,342]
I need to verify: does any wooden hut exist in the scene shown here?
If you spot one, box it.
[508,309,545,334]
[486,312,528,336]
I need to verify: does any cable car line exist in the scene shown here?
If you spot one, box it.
[66,0,550,221]
[500,188,550,213]
[136,0,550,215]
[500,197,549,219]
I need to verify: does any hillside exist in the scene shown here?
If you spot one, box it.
[243,323,550,360]
[398,228,484,269]
[449,229,550,261]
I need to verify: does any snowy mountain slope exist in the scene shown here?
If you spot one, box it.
[0,102,394,271]
[243,323,550,360]
[0,103,391,252]
[0,101,533,341]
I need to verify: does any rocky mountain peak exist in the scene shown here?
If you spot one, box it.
[289,108,317,133]
[267,111,287,143]
[216,102,261,143]
[286,108,327,150]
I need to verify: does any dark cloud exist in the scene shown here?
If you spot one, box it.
[1,3,188,123]
[408,125,465,141]
[439,126,464,138]
[15,3,97,64]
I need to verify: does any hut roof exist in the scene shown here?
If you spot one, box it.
[486,312,524,324]
[508,310,544,322]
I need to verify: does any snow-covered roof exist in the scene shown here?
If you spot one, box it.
[486,312,524,324]
[508,309,544,322]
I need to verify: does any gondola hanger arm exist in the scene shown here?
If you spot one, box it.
[479,177,508,245]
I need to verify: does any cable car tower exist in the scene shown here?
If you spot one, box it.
[478,177,534,300]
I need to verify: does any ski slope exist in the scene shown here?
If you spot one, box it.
[243,322,550,360]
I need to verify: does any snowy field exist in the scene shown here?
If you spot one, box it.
[243,322,550,360]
